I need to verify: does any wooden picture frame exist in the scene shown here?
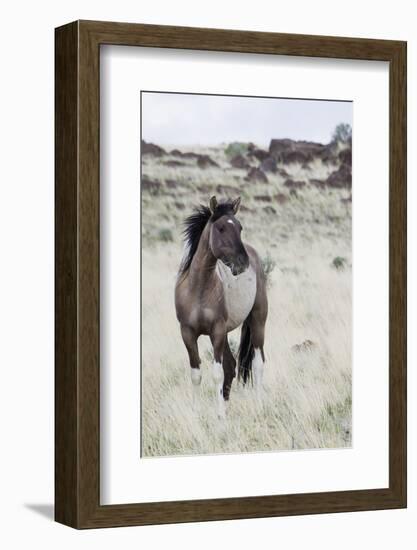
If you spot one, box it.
[55,20,407,529]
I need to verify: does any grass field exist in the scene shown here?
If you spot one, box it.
[141,142,352,457]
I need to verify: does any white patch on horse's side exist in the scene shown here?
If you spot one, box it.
[213,361,225,418]
[252,348,264,390]
[216,262,256,331]
[227,219,234,225]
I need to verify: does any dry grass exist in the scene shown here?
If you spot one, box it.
[141,144,352,457]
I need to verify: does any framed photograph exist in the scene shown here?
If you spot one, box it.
[55,20,406,528]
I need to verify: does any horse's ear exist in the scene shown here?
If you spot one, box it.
[209,196,218,213]
[232,196,241,214]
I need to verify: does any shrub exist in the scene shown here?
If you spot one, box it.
[332,256,347,270]
[225,142,249,159]
[158,228,174,243]
[331,123,352,144]
[261,253,276,286]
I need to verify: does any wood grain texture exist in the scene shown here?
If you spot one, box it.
[388,41,407,504]
[55,21,79,527]
[55,20,407,529]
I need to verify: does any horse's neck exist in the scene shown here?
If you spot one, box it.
[188,226,217,288]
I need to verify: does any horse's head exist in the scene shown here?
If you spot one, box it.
[208,196,250,276]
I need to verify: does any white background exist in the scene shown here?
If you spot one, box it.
[101,47,389,504]
[0,0,415,548]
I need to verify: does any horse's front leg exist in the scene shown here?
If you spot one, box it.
[180,325,201,406]
[210,322,227,419]
[222,338,236,401]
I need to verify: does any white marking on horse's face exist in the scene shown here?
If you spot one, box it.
[227,219,234,225]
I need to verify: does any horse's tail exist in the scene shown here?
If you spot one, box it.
[238,315,254,385]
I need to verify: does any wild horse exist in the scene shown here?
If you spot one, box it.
[175,196,268,418]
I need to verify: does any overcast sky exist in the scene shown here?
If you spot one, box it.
[141,92,352,147]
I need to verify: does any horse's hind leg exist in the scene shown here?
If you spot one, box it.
[246,280,267,393]
[180,325,201,404]
[250,315,266,391]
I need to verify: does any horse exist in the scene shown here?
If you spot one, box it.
[175,196,268,418]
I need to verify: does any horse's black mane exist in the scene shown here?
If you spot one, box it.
[179,200,235,274]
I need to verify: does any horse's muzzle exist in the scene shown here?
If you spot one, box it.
[231,254,250,276]
[231,266,244,276]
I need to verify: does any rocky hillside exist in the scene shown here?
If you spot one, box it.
[140,136,352,255]
[142,136,351,189]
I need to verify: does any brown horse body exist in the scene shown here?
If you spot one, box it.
[175,197,268,417]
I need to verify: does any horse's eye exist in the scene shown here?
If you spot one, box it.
[219,226,225,233]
